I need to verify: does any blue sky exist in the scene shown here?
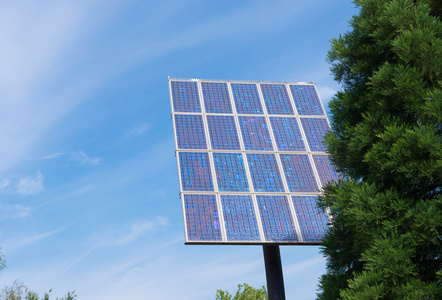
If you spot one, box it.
[0,1,358,299]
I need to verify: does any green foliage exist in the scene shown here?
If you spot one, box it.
[216,283,268,300]
[318,0,442,299]
[0,280,76,300]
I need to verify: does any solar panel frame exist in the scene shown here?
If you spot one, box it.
[169,78,336,245]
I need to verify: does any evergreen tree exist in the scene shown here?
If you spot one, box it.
[317,0,442,299]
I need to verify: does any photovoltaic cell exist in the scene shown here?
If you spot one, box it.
[257,195,298,242]
[238,116,273,151]
[300,118,330,152]
[289,85,325,116]
[221,195,260,241]
[313,155,340,187]
[292,196,329,242]
[231,83,263,114]
[201,82,232,113]
[207,115,240,150]
[171,81,201,113]
[213,153,249,192]
[175,115,207,149]
[184,194,222,241]
[280,154,319,192]
[260,84,294,115]
[179,152,214,191]
[247,154,284,192]
[270,117,305,151]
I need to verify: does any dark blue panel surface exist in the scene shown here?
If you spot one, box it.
[201,82,232,113]
[179,152,214,191]
[175,115,207,149]
[171,81,201,113]
[300,118,330,152]
[292,196,329,242]
[207,115,240,150]
[247,154,284,192]
[231,83,263,114]
[238,116,273,151]
[289,85,325,116]
[260,84,294,115]
[213,153,249,192]
[257,195,298,242]
[280,154,319,192]
[221,195,260,241]
[270,117,305,151]
[184,194,222,241]
[313,155,340,187]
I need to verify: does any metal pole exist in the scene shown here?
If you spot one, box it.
[263,245,286,300]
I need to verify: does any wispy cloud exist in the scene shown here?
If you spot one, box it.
[16,170,44,195]
[125,123,151,137]
[0,179,10,189]
[0,203,31,219]
[112,217,169,246]
[4,228,62,253]
[41,151,102,166]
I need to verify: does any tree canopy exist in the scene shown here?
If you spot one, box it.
[317,0,442,299]
[216,283,268,300]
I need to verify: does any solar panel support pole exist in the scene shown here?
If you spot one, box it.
[263,245,286,300]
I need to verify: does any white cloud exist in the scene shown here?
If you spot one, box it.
[41,151,102,166]
[72,151,102,166]
[4,228,62,253]
[0,179,10,189]
[112,217,169,246]
[125,123,151,137]
[16,171,45,195]
[0,203,31,219]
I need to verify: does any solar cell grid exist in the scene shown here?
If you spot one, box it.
[280,154,319,192]
[179,152,214,191]
[213,153,249,192]
[260,84,294,115]
[290,85,325,116]
[292,196,329,241]
[238,116,273,151]
[231,83,263,114]
[313,155,340,187]
[170,78,336,244]
[175,115,207,149]
[171,81,201,113]
[300,118,330,152]
[270,117,305,151]
[184,194,222,241]
[257,195,298,242]
[207,115,240,150]
[247,154,284,192]
[221,195,260,241]
[201,82,232,113]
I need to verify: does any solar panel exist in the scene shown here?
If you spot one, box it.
[289,85,325,116]
[184,194,222,241]
[207,115,240,150]
[170,78,337,244]
[238,116,273,151]
[270,117,305,151]
[231,83,263,114]
[175,114,207,149]
[201,82,232,113]
[171,81,201,113]
[292,196,329,241]
[260,84,294,115]
[300,118,330,152]
[213,153,249,192]
[312,155,340,187]
[221,195,261,241]
[280,154,318,192]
